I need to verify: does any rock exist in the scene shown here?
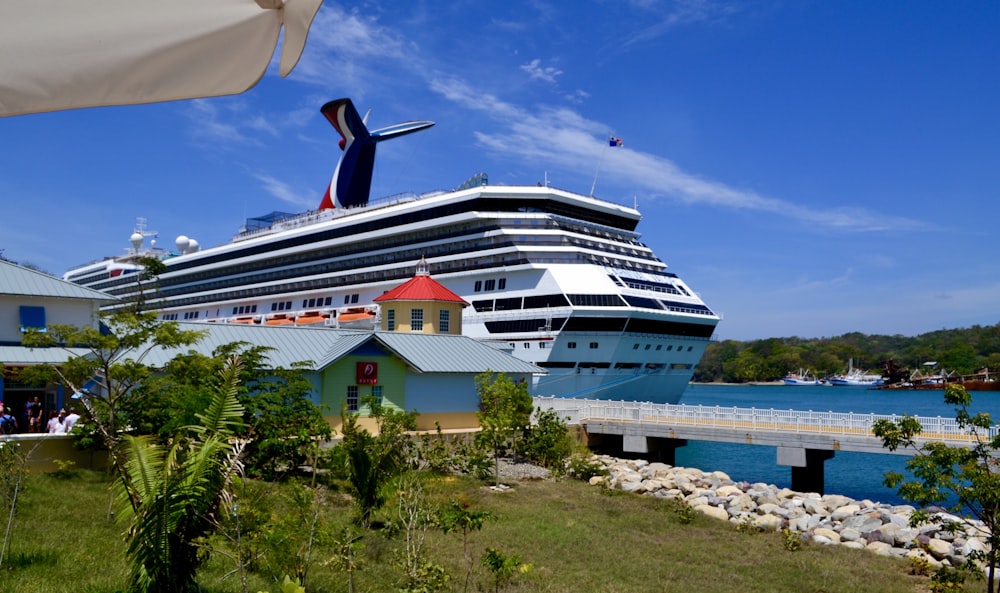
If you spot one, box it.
[925,538,952,560]
[831,503,861,521]
[754,514,783,531]
[813,527,841,543]
[866,541,894,555]
[840,514,883,534]
[839,528,862,542]
[716,484,743,497]
[822,494,854,511]
[694,504,729,522]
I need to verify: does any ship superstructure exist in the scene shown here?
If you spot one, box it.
[64,99,719,403]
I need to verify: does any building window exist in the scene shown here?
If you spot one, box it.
[539,342,547,349]
[439,309,450,333]
[474,280,482,292]
[485,279,496,291]
[351,294,359,304]
[387,309,395,331]
[498,278,506,290]
[589,342,598,349]
[347,386,359,412]
[372,385,383,405]
[656,345,662,351]
[523,342,530,348]
[644,344,651,350]
[411,308,424,332]
[567,342,576,349]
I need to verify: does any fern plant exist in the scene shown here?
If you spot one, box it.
[116,356,247,593]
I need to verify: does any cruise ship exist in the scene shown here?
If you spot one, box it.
[64,98,719,403]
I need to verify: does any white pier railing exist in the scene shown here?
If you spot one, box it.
[533,397,997,444]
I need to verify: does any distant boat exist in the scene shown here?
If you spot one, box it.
[828,359,884,386]
[827,370,885,387]
[782,369,823,386]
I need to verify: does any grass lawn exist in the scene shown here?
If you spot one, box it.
[0,470,975,593]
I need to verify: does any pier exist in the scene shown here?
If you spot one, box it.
[534,396,995,493]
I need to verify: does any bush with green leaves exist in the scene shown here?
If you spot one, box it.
[116,356,248,593]
[520,407,573,470]
[336,396,417,527]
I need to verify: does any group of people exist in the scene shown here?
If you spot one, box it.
[0,396,81,435]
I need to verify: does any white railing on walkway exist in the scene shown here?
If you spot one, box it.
[533,397,998,443]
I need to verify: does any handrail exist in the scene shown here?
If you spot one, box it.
[533,397,998,443]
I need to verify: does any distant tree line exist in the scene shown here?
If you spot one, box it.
[693,323,1000,383]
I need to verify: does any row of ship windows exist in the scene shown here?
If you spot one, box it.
[151,224,662,302]
[506,341,696,352]
[631,343,695,352]
[151,251,665,313]
[539,361,694,371]
[473,277,507,292]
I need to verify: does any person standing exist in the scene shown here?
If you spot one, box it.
[28,396,43,433]
[0,407,17,435]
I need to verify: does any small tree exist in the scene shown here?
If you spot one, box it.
[873,384,1000,593]
[19,310,205,492]
[440,498,493,593]
[337,396,417,527]
[475,372,532,488]
[0,440,27,569]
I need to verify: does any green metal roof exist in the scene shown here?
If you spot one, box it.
[0,260,117,302]
[140,323,545,376]
[0,345,93,366]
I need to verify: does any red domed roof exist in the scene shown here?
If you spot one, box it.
[373,274,468,305]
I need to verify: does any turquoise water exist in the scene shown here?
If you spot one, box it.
[670,384,1000,505]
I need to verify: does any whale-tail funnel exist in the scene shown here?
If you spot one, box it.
[318,98,435,210]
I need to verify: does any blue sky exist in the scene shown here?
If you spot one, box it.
[1,1,997,341]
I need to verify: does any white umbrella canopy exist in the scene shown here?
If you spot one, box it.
[0,0,323,117]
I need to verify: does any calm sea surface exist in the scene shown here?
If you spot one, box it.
[670,384,1000,505]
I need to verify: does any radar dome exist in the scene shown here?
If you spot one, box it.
[130,232,144,251]
[187,238,200,252]
[175,235,190,254]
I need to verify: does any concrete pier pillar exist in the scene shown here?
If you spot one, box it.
[778,446,835,494]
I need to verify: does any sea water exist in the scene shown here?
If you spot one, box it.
[671,384,1000,505]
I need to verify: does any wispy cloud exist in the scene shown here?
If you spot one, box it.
[430,77,927,232]
[622,0,743,48]
[252,173,316,208]
[521,58,563,84]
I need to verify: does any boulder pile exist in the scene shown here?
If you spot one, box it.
[588,455,987,569]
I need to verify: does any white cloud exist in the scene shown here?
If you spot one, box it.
[520,58,563,84]
[429,77,928,232]
[253,173,316,208]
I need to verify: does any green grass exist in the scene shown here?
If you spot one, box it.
[0,470,982,593]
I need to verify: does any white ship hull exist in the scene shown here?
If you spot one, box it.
[63,100,719,404]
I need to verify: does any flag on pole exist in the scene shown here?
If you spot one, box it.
[609,136,623,147]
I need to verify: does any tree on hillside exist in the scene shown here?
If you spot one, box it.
[873,384,1000,593]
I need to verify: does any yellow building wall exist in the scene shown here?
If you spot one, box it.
[380,301,465,335]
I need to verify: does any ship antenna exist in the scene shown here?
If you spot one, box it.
[590,132,621,197]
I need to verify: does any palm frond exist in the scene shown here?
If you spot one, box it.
[193,355,246,438]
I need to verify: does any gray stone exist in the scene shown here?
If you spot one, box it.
[831,503,861,521]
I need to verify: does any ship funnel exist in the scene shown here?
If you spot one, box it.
[318,98,434,211]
